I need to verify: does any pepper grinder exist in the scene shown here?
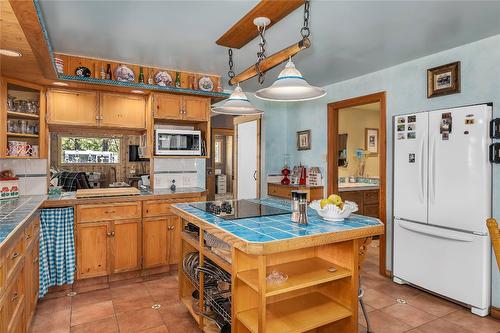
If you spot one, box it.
[291,190,300,223]
[297,191,308,225]
[170,179,176,192]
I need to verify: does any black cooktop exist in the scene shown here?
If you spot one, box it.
[190,200,290,220]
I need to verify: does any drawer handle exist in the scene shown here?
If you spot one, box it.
[10,252,20,260]
[11,292,19,302]
[107,231,115,237]
[168,225,175,230]
[34,257,39,264]
[105,210,116,214]
[26,234,32,240]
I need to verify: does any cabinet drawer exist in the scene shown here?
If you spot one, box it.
[24,216,40,246]
[364,190,380,205]
[77,202,141,223]
[5,236,24,283]
[363,204,380,218]
[143,200,176,217]
[268,184,292,199]
[6,267,24,327]
[341,191,364,205]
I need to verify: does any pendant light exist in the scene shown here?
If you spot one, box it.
[255,58,326,102]
[212,49,263,115]
[255,0,326,102]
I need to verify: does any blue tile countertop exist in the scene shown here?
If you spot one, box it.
[174,198,383,243]
[0,195,46,246]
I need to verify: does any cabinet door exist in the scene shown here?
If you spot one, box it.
[100,93,146,129]
[183,96,209,121]
[168,216,181,265]
[142,217,169,269]
[76,222,110,279]
[111,219,141,274]
[341,191,364,215]
[153,93,182,120]
[47,89,98,126]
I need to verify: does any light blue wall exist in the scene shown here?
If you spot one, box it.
[260,34,500,307]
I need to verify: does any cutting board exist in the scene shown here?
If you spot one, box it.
[76,187,141,198]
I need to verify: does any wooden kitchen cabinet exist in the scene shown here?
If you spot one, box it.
[340,189,380,218]
[76,222,110,279]
[142,217,169,268]
[153,93,209,121]
[267,183,324,202]
[153,93,183,120]
[183,95,209,121]
[47,89,98,126]
[167,216,181,265]
[25,237,39,328]
[100,92,146,129]
[111,219,141,274]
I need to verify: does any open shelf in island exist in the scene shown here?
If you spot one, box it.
[237,292,352,333]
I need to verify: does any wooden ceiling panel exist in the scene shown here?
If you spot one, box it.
[216,0,304,49]
[0,0,47,84]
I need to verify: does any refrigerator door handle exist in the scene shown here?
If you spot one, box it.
[429,135,436,203]
[419,138,425,203]
[398,220,474,242]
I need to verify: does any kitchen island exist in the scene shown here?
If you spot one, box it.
[171,198,384,333]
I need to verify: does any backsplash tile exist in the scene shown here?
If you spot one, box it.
[153,158,205,189]
[0,159,48,195]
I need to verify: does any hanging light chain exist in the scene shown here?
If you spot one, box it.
[227,48,235,83]
[301,0,311,38]
[256,23,267,84]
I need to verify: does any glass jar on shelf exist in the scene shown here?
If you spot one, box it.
[7,95,15,111]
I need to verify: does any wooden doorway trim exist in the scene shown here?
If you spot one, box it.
[208,127,235,200]
[234,115,262,199]
[327,92,388,277]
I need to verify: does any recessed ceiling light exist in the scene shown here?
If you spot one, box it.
[52,82,68,86]
[0,49,22,57]
[131,90,145,94]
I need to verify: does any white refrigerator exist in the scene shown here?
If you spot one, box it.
[393,104,492,316]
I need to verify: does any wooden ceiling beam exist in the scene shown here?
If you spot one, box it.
[216,0,305,49]
[8,0,57,80]
[229,37,309,85]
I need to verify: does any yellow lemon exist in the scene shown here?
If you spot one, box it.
[320,198,330,209]
[327,194,342,206]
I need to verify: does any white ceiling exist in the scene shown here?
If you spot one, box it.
[38,1,500,92]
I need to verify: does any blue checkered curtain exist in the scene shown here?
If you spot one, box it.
[39,207,75,298]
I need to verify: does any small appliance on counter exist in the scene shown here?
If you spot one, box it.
[0,169,19,199]
[155,129,201,156]
[129,144,149,161]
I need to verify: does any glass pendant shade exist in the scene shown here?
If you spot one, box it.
[255,59,326,102]
[212,84,263,115]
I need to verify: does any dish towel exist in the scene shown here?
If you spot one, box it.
[39,207,75,298]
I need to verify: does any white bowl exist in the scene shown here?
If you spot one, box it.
[309,200,358,222]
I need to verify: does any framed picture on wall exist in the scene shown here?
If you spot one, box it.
[427,61,461,98]
[297,130,311,150]
[365,128,379,154]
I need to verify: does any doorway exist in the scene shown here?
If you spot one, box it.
[209,128,234,201]
[234,115,261,200]
[327,92,387,276]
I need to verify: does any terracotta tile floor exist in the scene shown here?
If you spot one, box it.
[30,240,500,333]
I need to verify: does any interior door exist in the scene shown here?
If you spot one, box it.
[235,117,260,199]
[111,219,141,273]
[100,93,146,129]
[428,105,492,233]
[393,112,428,223]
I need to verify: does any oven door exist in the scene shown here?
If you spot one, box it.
[155,131,201,155]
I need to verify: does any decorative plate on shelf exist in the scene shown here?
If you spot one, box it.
[75,66,91,77]
[198,76,213,91]
[154,71,172,86]
[114,65,135,82]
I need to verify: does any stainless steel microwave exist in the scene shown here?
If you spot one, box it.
[155,129,201,156]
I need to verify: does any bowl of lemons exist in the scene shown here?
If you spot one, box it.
[309,194,358,222]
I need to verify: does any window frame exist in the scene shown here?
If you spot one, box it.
[58,134,123,166]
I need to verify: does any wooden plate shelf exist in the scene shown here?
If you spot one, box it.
[54,53,229,102]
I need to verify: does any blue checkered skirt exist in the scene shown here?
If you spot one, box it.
[39,207,75,298]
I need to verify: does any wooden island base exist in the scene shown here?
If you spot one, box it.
[176,212,375,333]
